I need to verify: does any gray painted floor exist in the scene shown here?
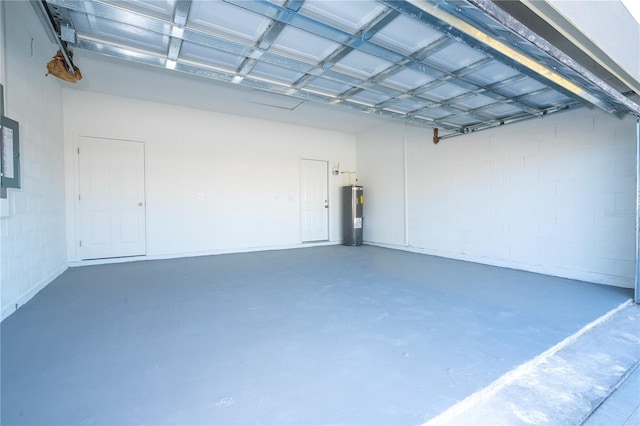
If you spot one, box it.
[0,245,635,425]
[424,301,640,425]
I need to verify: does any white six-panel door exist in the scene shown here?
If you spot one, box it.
[300,159,329,242]
[78,137,146,260]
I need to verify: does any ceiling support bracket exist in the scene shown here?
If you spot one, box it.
[33,0,76,75]
[433,128,440,144]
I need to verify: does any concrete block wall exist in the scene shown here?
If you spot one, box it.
[1,1,68,320]
[357,108,637,287]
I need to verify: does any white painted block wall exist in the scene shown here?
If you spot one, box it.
[357,109,637,287]
[63,90,356,262]
[1,1,68,320]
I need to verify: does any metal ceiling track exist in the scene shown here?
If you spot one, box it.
[33,0,77,75]
[465,0,640,118]
[35,0,640,140]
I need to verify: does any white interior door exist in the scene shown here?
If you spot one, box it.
[78,137,146,260]
[301,159,329,242]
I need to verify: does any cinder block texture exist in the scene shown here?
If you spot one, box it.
[357,109,637,287]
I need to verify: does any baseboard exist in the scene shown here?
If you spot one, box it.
[363,241,634,289]
[68,241,341,267]
[1,263,68,322]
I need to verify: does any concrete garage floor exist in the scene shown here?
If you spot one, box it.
[584,366,640,426]
[1,245,637,425]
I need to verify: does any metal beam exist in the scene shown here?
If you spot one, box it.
[380,0,640,119]
[45,0,391,102]
[33,1,76,74]
[519,0,640,104]
[291,8,399,90]
[73,37,460,132]
[40,0,640,140]
[234,0,293,80]
[173,0,191,26]
[436,102,584,140]
[230,0,550,121]
[166,0,192,62]
[381,0,597,113]
[462,0,640,117]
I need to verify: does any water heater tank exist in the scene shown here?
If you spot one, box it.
[342,185,363,246]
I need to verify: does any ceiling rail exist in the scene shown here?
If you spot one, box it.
[32,0,77,75]
[466,0,640,118]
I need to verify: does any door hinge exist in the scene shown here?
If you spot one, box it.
[77,147,80,154]
[78,194,81,201]
[79,240,82,247]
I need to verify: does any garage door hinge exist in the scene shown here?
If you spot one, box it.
[77,148,80,154]
[78,194,81,201]
[79,240,82,247]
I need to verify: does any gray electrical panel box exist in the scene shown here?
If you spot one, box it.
[343,185,363,246]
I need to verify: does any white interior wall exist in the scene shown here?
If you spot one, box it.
[357,109,637,288]
[1,1,67,320]
[63,89,356,262]
[356,123,406,247]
